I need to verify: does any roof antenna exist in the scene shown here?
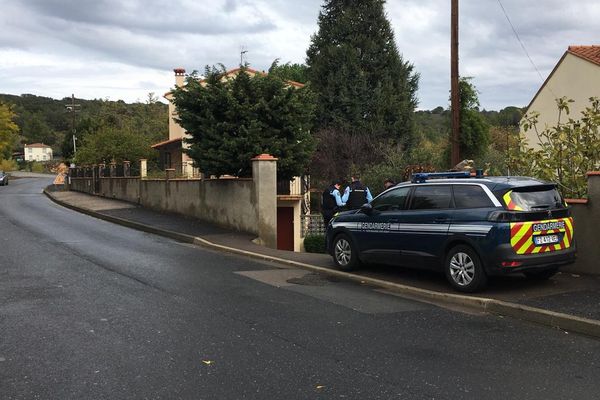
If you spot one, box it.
[240,45,248,66]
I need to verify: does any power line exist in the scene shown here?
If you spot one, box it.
[496,0,546,85]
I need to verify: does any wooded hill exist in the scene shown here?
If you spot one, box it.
[414,105,523,143]
[0,91,523,167]
[0,93,168,159]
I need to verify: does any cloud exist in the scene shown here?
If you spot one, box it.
[23,0,277,36]
[0,0,598,109]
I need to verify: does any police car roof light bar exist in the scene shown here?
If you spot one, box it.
[412,171,471,183]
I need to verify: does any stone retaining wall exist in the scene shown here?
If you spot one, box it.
[69,155,278,248]
[564,172,600,275]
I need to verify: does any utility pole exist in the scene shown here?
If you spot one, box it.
[450,0,460,167]
[65,94,81,155]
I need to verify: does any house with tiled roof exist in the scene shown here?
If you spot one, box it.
[521,45,600,149]
[152,67,304,177]
[24,143,53,161]
[151,67,309,251]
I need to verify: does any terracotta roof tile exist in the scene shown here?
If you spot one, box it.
[24,143,51,148]
[568,45,600,67]
[151,137,182,149]
[164,66,304,97]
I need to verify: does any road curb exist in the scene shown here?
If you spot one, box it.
[44,189,198,245]
[44,189,600,339]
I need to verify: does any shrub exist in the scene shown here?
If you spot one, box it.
[304,234,326,254]
[520,97,600,198]
[0,159,17,171]
[31,162,44,173]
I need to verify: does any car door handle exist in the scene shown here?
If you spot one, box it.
[434,217,448,223]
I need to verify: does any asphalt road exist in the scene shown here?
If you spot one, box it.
[1,177,600,399]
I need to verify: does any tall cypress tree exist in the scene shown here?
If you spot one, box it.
[306,0,419,145]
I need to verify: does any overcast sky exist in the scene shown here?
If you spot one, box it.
[0,0,598,110]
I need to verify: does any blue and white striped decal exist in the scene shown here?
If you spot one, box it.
[448,224,493,236]
[397,224,450,234]
[333,220,493,237]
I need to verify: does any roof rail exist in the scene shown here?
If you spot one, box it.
[411,171,471,183]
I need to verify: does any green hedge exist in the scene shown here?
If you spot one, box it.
[304,234,326,254]
[0,159,17,171]
[31,162,45,173]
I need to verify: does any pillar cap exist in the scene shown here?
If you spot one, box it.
[251,153,278,161]
[565,198,588,204]
[586,171,600,176]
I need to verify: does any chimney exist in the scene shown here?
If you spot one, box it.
[174,67,186,87]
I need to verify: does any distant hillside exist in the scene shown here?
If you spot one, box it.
[0,93,168,158]
[414,105,524,143]
[1,92,523,162]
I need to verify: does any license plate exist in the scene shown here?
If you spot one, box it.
[534,235,559,245]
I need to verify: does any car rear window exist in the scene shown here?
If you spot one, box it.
[503,187,564,211]
[453,185,494,208]
[410,185,453,210]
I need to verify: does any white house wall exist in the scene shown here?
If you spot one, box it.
[523,53,600,149]
[166,93,187,142]
[25,147,53,161]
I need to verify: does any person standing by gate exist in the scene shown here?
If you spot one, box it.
[321,180,345,226]
[342,174,373,210]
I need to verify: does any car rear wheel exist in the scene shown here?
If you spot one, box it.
[445,245,487,292]
[524,268,558,280]
[332,233,360,271]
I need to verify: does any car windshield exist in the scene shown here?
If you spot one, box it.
[504,187,564,211]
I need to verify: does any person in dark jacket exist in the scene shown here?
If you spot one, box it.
[342,175,373,210]
[321,180,345,226]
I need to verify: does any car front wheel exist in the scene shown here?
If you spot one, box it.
[445,245,487,292]
[332,233,360,271]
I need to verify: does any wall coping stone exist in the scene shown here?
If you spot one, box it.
[251,153,278,161]
[566,198,589,204]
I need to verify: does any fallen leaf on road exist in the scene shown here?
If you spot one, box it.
[316,385,325,389]
[202,360,213,365]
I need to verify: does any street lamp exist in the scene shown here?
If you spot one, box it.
[65,94,81,155]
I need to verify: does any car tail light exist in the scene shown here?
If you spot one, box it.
[501,261,523,267]
[488,211,519,222]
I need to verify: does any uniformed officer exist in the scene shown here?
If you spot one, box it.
[342,174,373,210]
[321,180,345,226]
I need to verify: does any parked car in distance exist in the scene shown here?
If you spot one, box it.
[326,172,576,292]
[0,171,8,186]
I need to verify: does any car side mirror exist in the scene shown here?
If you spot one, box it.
[360,203,374,215]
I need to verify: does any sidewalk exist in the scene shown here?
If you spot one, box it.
[45,187,600,337]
